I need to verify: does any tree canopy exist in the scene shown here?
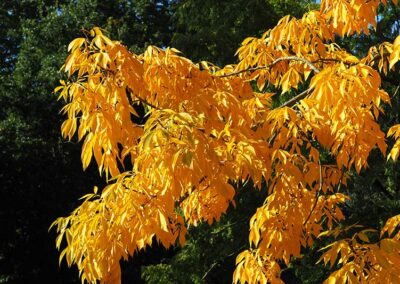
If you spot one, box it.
[51,0,400,283]
[2,1,319,282]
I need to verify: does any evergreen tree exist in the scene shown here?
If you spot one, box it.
[0,1,173,282]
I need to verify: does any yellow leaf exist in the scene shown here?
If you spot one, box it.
[158,210,169,232]
[357,232,369,243]
[67,38,85,52]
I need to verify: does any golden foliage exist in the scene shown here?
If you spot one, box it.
[52,0,400,283]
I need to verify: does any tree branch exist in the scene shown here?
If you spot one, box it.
[201,245,246,281]
[218,56,320,78]
[201,262,219,281]
[393,83,400,98]
[312,58,359,66]
[273,56,320,74]
[127,87,161,110]
[134,95,160,110]
[303,161,323,227]
[280,88,313,108]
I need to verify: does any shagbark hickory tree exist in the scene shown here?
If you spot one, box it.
[52,0,400,283]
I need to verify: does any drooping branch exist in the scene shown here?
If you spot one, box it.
[218,56,320,78]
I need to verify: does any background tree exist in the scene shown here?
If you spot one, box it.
[170,0,312,65]
[0,0,173,282]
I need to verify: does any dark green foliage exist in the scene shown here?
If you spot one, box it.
[171,0,311,65]
[142,185,269,284]
[342,3,400,228]
[0,1,173,282]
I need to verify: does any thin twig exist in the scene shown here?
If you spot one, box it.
[273,56,321,74]
[280,88,313,108]
[135,95,160,110]
[218,56,320,78]
[201,262,219,280]
[303,160,323,226]
[312,58,359,67]
[201,245,246,280]
[393,83,400,98]
[127,87,161,110]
